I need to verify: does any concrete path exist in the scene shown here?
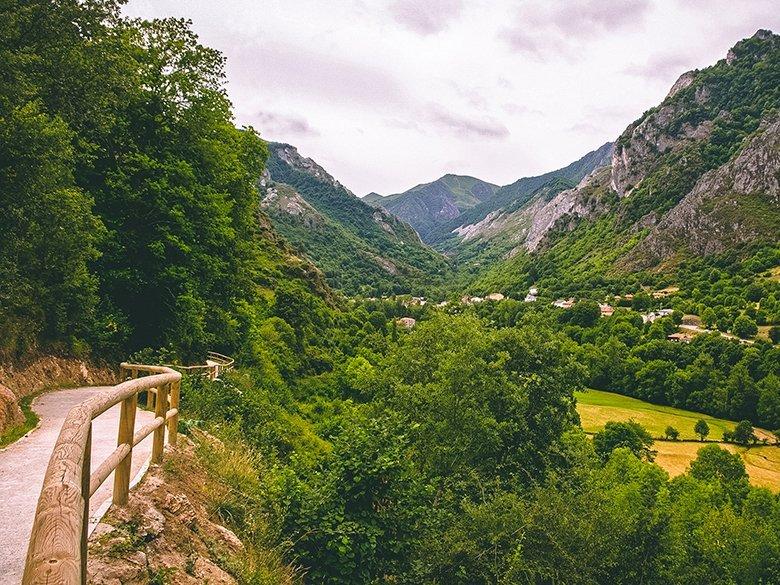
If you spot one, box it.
[0,387,156,584]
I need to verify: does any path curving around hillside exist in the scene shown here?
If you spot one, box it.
[0,387,157,584]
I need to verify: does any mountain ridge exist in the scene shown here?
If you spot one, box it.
[261,142,450,296]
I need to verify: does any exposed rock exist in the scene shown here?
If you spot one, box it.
[0,382,24,435]
[524,166,614,252]
[194,557,237,584]
[0,355,116,400]
[367,253,399,275]
[270,143,351,193]
[372,209,399,236]
[0,356,115,435]
[87,441,250,585]
[624,116,780,268]
[666,70,695,99]
[261,182,324,228]
[610,100,714,197]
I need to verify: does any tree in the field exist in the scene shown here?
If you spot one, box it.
[694,419,710,441]
[731,314,758,339]
[593,420,655,461]
[733,420,755,445]
[701,307,717,329]
[664,426,679,440]
[689,444,749,503]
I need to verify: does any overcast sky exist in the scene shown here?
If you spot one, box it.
[124,0,778,195]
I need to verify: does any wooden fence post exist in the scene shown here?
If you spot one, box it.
[80,426,91,585]
[152,383,168,463]
[112,394,137,505]
[167,379,181,447]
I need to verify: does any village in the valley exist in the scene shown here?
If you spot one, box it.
[385,285,757,345]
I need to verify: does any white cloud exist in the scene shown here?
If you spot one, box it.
[123,0,779,195]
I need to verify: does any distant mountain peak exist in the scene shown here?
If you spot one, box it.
[268,142,352,195]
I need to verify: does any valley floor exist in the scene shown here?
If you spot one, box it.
[575,388,780,491]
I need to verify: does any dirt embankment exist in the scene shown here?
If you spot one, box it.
[0,355,117,434]
[87,441,249,585]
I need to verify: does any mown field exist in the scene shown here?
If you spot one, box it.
[576,388,780,491]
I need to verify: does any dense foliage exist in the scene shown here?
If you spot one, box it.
[184,302,780,584]
[3,5,779,583]
[0,0,325,360]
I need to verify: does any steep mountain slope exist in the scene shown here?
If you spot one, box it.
[437,141,615,242]
[470,29,779,297]
[263,143,450,296]
[367,175,499,241]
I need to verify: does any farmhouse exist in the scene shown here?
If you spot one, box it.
[396,317,417,329]
[599,303,615,317]
[485,293,505,301]
[667,332,695,343]
[552,298,575,309]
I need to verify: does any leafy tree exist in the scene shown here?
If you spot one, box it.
[568,300,601,327]
[769,326,780,344]
[701,307,717,329]
[731,314,758,339]
[733,420,755,445]
[694,419,710,441]
[665,426,679,440]
[756,375,780,429]
[689,444,750,502]
[593,420,654,461]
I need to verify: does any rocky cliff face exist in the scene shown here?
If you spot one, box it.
[625,115,780,267]
[270,142,350,193]
[610,85,714,197]
[459,29,779,286]
[524,166,614,252]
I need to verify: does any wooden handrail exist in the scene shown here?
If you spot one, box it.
[163,351,235,381]
[22,352,233,584]
[22,363,181,585]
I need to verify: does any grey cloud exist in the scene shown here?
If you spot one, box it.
[226,41,409,107]
[623,53,693,81]
[426,105,510,139]
[388,0,464,35]
[549,0,650,34]
[253,111,319,139]
[502,0,651,57]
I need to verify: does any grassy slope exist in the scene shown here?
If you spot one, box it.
[576,388,780,491]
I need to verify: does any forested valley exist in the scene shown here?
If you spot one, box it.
[1,2,780,583]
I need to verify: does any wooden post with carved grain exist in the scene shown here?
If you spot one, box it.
[167,378,181,447]
[152,382,168,463]
[112,393,137,505]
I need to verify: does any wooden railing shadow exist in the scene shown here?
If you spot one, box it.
[22,354,231,585]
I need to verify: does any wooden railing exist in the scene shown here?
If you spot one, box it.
[164,351,235,381]
[22,352,234,584]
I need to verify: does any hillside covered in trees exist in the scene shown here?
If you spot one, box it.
[1,3,780,584]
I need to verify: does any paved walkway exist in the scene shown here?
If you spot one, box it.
[0,387,156,584]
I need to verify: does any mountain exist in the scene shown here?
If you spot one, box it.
[367,175,499,241]
[469,29,780,297]
[262,143,450,296]
[437,141,615,243]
